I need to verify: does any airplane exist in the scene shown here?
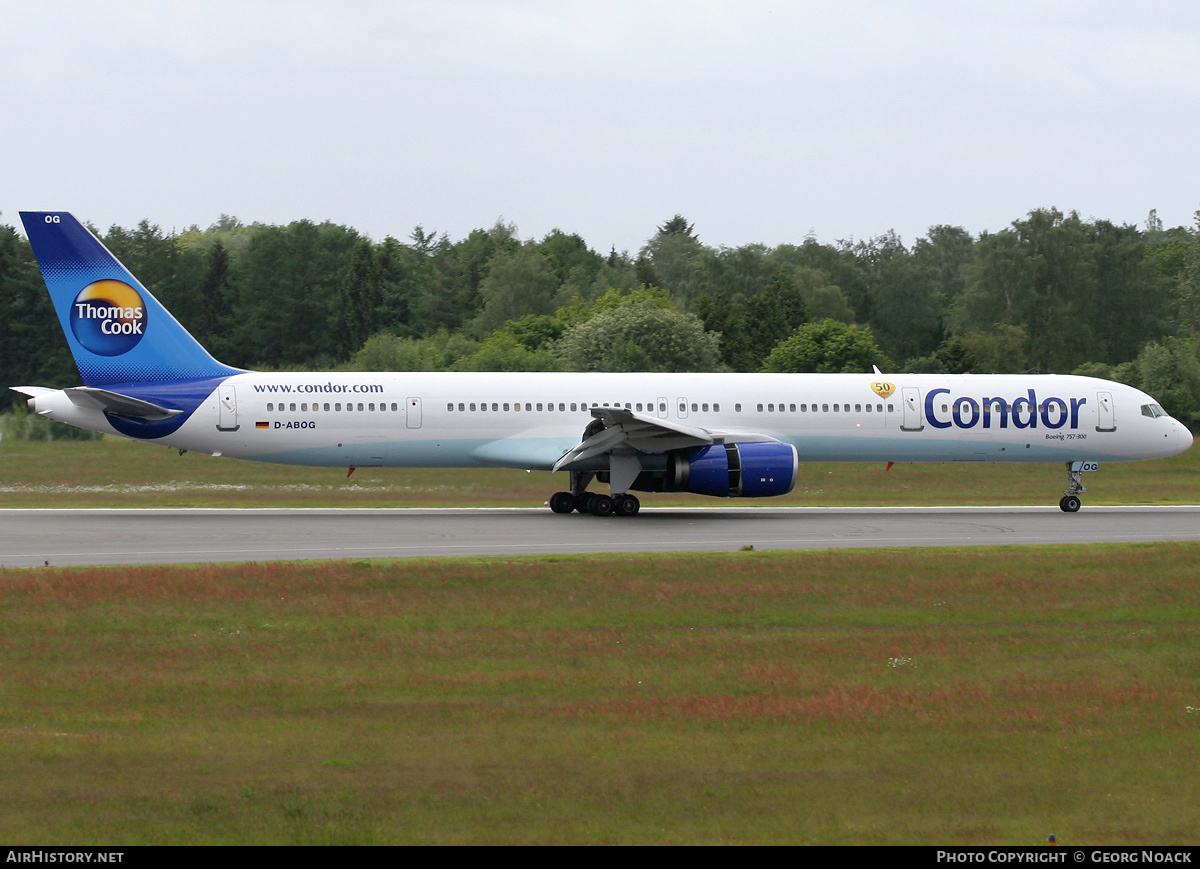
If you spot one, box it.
[11,211,1194,516]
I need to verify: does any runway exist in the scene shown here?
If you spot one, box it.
[1,505,1198,568]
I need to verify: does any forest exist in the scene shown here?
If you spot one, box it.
[2,207,1199,424]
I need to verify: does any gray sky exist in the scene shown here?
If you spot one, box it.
[3,0,1198,253]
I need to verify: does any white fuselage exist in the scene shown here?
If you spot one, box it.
[29,371,1193,471]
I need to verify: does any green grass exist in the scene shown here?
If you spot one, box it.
[1,435,1197,507]
[2,545,1199,844]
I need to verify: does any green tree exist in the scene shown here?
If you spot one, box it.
[639,216,719,302]
[194,240,235,360]
[761,319,893,373]
[740,268,809,368]
[555,300,722,372]
[451,333,562,371]
[474,245,560,335]
[1168,212,1200,335]
[337,238,383,356]
[1126,336,1200,425]
[415,221,519,334]
[227,220,360,367]
[858,230,944,365]
[350,332,446,372]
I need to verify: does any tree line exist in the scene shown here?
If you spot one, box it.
[2,207,1199,423]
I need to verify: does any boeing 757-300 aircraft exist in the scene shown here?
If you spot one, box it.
[12,212,1193,515]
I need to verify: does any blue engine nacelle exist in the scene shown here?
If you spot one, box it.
[662,442,799,498]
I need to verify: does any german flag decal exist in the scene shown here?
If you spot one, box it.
[256,421,269,429]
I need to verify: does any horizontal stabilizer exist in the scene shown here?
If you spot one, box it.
[63,387,183,421]
[10,386,55,398]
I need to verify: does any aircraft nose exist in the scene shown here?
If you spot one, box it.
[1179,423,1194,453]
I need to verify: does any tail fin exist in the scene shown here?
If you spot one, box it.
[19,212,241,386]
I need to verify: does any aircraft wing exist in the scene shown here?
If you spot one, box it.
[552,405,782,473]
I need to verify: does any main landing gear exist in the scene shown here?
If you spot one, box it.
[548,470,641,516]
[1059,461,1085,513]
[549,490,641,516]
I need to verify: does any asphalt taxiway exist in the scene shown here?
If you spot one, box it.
[1,505,1198,568]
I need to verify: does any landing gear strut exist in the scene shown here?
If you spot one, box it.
[1059,461,1085,513]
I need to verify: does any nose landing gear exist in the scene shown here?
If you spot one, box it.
[1059,461,1086,512]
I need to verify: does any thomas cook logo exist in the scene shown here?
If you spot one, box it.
[871,381,895,399]
[69,280,148,356]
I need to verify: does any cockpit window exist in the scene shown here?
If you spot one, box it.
[1141,403,1167,419]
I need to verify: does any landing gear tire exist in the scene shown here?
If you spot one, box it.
[549,491,575,514]
[575,493,595,513]
[1059,495,1081,513]
[614,494,641,516]
[589,494,615,516]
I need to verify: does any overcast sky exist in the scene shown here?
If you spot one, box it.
[3,1,1198,253]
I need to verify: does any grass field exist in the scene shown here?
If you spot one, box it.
[1,546,1198,845]
[1,434,1198,507]
[2,436,1197,844]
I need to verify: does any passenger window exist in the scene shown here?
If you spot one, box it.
[757,404,764,412]
[823,404,829,412]
[289,403,296,412]
[326,404,332,412]
[267,403,274,412]
[855,404,861,412]
[470,403,476,411]
[368,403,374,411]
[713,403,720,412]
[768,404,775,412]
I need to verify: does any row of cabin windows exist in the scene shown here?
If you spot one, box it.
[439,400,907,415]
[266,402,399,413]
[444,401,723,413]
[758,402,893,413]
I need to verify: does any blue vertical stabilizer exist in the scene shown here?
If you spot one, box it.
[19,212,241,386]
